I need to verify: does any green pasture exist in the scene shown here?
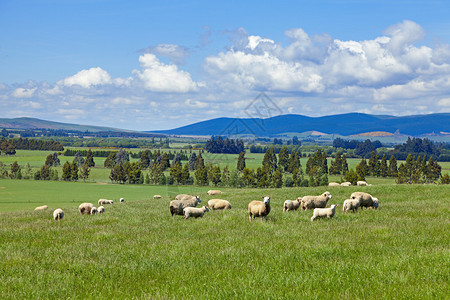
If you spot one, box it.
[0,180,448,298]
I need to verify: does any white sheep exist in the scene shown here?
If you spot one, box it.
[328,182,340,187]
[34,205,48,211]
[78,202,94,215]
[351,192,378,209]
[207,190,222,196]
[340,182,352,186]
[175,194,200,201]
[248,196,271,221]
[90,207,98,215]
[207,199,231,210]
[169,196,201,216]
[343,199,360,213]
[98,199,114,206]
[120,198,124,202]
[183,205,210,219]
[300,192,332,210]
[153,195,162,199]
[53,208,64,220]
[311,204,338,221]
[98,206,105,214]
[357,181,368,186]
[372,198,379,209]
[283,199,301,212]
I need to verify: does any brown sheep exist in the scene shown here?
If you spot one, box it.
[248,196,271,221]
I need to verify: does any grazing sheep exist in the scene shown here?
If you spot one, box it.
[169,196,201,216]
[53,208,64,220]
[98,199,114,206]
[371,198,379,209]
[98,206,105,214]
[340,182,352,186]
[300,192,332,210]
[328,182,340,187]
[351,192,378,209]
[183,206,210,219]
[207,190,222,195]
[175,194,200,201]
[78,202,94,215]
[153,195,162,199]
[357,181,369,186]
[283,199,301,212]
[311,204,338,221]
[34,205,48,211]
[207,199,231,210]
[90,207,98,215]
[248,196,271,221]
[120,198,124,202]
[343,199,360,213]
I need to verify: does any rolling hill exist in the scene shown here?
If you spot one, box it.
[153,113,450,137]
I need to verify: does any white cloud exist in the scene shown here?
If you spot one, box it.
[438,98,450,107]
[140,43,190,64]
[134,53,201,93]
[12,87,36,98]
[61,67,111,88]
[185,99,208,108]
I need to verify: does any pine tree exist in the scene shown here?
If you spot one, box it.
[159,152,170,171]
[70,162,79,181]
[208,165,221,186]
[170,161,182,184]
[127,162,142,184]
[73,152,85,167]
[368,151,378,176]
[45,154,54,167]
[181,164,190,184]
[277,146,289,172]
[115,149,130,166]
[104,152,116,168]
[85,149,95,167]
[272,169,283,188]
[188,152,197,171]
[40,164,50,180]
[237,152,246,171]
[139,150,151,169]
[341,154,349,175]
[221,166,230,186]
[345,168,358,185]
[9,161,21,179]
[242,167,255,187]
[379,154,388,177]
[256,166,268,188]
[194,153,208,185]
[62,161,71,181]
[355,159,368,181]
[388,155,398,177]
[79,161,90,182]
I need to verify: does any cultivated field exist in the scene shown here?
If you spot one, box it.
[0,180,448,299]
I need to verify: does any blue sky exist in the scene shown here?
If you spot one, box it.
[1,0,450,130]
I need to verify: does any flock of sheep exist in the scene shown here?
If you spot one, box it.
[168,189,379,222]
[34,197,125,220]
[35,187,379,222]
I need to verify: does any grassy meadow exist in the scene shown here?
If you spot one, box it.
[0,179,449,299]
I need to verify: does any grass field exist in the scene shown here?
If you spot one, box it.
[0,179,449,298]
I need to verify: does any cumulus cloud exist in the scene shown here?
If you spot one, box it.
[60,67,112,88]
[1,20,449,130]
[133,53,201,93]
[12,87,37,98]
[140,43,190,64]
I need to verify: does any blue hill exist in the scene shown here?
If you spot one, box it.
[152,113,450,136]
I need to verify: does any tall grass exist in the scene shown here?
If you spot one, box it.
[0,181,448,298]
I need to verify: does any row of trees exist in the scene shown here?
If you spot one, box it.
[205,136,245,154]
[5,137,64,151]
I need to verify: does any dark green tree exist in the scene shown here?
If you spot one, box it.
[45,154,54,167]
[73,151,85,167]
[70,162,79,181]
[79,161,90,182]
[379,154,388,177]
[277,146,290,172]
[10,161,21,179]
[237,151,246,171]
[170,161,183,184]
[388,155,398,177]
[208,165,221,186]
[242,167,255,187]
[62,161,71,181]
[345,168,358,185]
[104,152,117,168]
[188,152,197,171]
[355,159,368,181]
[85,149,95,167]
[272,169,283,188]
[181,164,190,184]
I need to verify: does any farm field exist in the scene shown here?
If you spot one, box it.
[0,180,449,298]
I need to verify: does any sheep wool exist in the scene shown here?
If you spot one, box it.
[207,199,231,210]
[343,199,360,213]
[340,182,352,186]
[357,181,369,186]
[300,192,332,210]
[120,198,124,202]
[311,205,338,221]
[248,196,271,221]
[98,199,114,206]
[351,192,378,209]
[283,199,301,212]
[98,206,105,214]
[34,205,48,211]
[207,190,222,196]
[53,208,64,220]
[183,206,210,219]
[328,182,340,187]
[78,203,94,215]
[153,195,162,199]
[170,196,201,216]
[90,207,98,215]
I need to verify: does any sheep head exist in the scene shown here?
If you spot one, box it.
[263,196,270,205]
[196,196,201,202]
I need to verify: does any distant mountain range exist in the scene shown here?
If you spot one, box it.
[153,113,450,137]
[1,113,450,138]
[0,117,128,133]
